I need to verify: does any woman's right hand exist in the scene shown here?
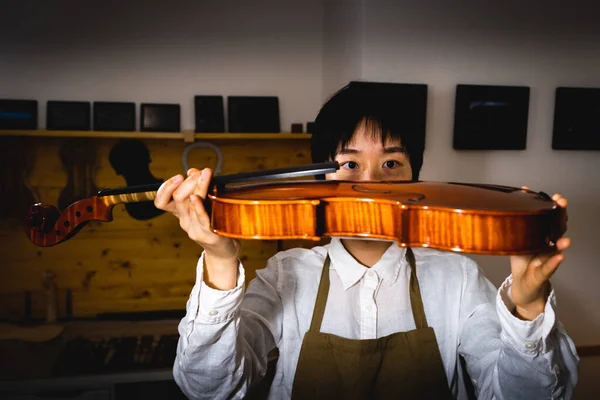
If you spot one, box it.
[155,167,241,289]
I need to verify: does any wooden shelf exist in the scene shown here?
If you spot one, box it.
[0,130,312,140]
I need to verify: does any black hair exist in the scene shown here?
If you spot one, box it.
[311,81,426,181]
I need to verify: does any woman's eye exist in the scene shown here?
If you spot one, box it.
[383,160,401,169]
[342,161,358,170]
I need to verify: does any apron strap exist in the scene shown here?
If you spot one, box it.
[407,247,429,329]
[309,254,331,333]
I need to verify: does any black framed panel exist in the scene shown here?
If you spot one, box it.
[140,103,180,132]
[453,84,530,150]
[93,102,136,131]
[227,96,280,133]
[47,101,91,131]
[194,96,224,133]
[552,87,600,150]
[0,99,37,129]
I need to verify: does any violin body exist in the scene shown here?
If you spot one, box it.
[24,161,566,255]
[208,180,566,255]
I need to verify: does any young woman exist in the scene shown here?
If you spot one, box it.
[155,82,579,399]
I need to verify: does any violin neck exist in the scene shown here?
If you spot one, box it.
[96,161,340,205]
[97,183,160,205]
[210,161,339,189]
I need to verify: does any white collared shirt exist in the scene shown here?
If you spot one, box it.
[173,238,579,399]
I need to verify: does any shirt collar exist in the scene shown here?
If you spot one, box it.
[325,237,407,290]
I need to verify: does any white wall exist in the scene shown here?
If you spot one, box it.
[322,0,364,100]
[359,0,600,346]
[0,0,324,132]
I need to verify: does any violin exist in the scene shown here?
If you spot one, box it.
[24,162,566,255]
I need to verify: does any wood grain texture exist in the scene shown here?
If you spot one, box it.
[404,208,560,254]
[211,197,321,240]
[324,198,402,240]
[0,129,312,141]
[26,197,113,247]
[208,180,566,255]
[0,135,311,320]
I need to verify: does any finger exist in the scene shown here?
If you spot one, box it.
[186,195,218,245]
[556,237,571,251]
[536,237,570,260]
[187,168,201,177]
[155,175,184,212]
[552,193,563,206]
[190,194,212,228]
[173,170,203,203]
[557,197,568,207]
[552,193,568,206]
[537,252,565,281]
[173,172,203,218]
[195,168,213,199]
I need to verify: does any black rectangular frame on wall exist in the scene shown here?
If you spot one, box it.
[140,103,181,132]
[227,96,280,133]
[552,87,600,150]
[194,95,225,133]
[452,84,530,150]
[93,102,136,131]
[0,99,38,130]
[46,101,91,131]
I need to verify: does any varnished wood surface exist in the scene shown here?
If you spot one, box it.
[208,180,566,255]
[31,177,563,252]
[220,180,557,212]
[26,197,113,247]
[404,208,559,254]
[211,199,321,240]
[25,190,159,247]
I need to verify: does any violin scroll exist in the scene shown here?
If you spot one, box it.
[26,203,61,234]
[23,162,338,247]
[25,198,114,247]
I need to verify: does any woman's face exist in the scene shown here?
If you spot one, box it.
[326,122,412,182]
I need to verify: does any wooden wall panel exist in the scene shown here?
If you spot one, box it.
[0,136,313,320]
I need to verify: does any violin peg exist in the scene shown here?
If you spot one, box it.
[25,203,60,234]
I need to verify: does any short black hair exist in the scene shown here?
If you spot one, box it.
[311,81,427,181]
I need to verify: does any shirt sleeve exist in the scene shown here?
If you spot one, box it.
[496,275,557,354]
[172,251,283,400]
[457,257,580,400]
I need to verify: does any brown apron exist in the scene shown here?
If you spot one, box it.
[290,248,454,399]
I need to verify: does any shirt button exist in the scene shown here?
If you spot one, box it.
[208,309,218,316]
[368,271,375,277]
[525,342,537,350]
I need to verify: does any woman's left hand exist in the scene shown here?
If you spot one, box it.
[509,192,570,320]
